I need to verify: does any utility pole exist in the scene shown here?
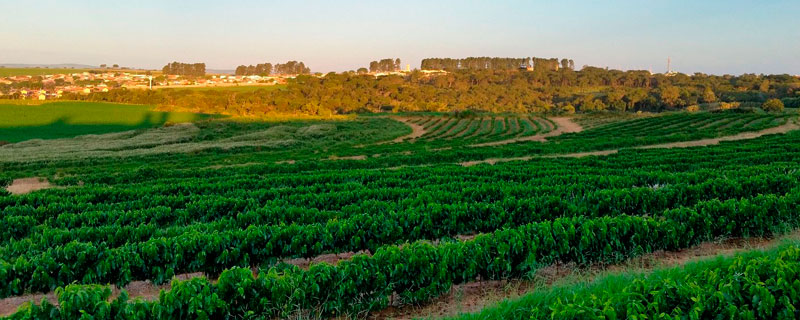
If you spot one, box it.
[667,57,671,73]
[149,75,153,90]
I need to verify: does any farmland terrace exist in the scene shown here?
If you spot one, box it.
[1,110,799,319]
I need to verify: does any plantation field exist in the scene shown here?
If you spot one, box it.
[400,115,557,143]
[0,101,218,142]
[0,110,799,319]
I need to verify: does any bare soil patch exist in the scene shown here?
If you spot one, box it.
[460,150,616,167]
[328,155,367,161]
[204,159,296,169]
[279,251,369,270]
[543,150,619,158]
[5,177,54,195]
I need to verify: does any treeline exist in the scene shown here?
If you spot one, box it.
[534,57,573,71]
[69,68,800,116]
[161,62,205,76]
[234,63,272,76]
[420,57,574,71]
[234,61,311,76]
[273,61,310,75]
[368,58,401,73]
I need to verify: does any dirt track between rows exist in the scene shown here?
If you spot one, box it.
[461,120,800,166]
[469,117,584,147]
[384,117,426,143]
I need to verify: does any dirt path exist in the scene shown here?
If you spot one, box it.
[372,230,800,320]
[461,120,799,166]
[5,177,54,195]
[460,150,617,167]
[381,117,426,144]
[327,155,368,161]
[469,117,583,147]
[637,121,800,149]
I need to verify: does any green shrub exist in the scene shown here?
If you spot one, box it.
[762,98,785,112]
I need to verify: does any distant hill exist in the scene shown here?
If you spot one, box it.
[0,63,98,69]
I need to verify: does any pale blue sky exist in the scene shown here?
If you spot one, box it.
[1,0,798,75]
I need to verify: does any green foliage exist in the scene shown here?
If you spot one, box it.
[40,69,800,117]
[781,97,800,108]
[763,98,785,112]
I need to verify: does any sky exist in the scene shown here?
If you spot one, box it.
[1,0,798,75]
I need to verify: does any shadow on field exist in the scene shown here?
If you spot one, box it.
[0,112,206,143]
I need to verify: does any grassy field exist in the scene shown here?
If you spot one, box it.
[0,68,157,77]
[0,101,217,142]
[0,68,92,77]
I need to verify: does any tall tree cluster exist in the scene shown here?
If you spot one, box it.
[235,63,273,76]
[161,62,206,76]
[368,59,401,73]
[421,57,573,71]
[532,58,563,71]
[272,61,311,75]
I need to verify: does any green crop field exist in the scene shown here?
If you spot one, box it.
[0,68,92,77]
[0,101,218,142]
[0,110,799,319]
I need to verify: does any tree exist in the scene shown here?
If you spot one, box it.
[659,86,681,108]
[113,64,119,69]
[162,62,206,76]
[100,64,107,69]
[624,88,648,110]
[605,89,626,111]
[762,98,784,112]
[357,68,368,74]
[759,79,770,92]
[702,87,717,103]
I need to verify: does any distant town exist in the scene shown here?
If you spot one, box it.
[0,70,285,100]
[0,60,423,100]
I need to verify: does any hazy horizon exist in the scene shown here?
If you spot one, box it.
[2,0,799,75]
